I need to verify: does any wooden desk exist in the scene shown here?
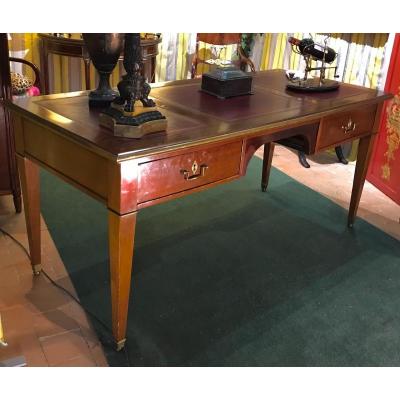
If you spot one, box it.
[7,70,391,350]
[38,33,161,94]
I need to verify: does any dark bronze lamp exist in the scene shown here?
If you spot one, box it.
[99,33,167,138]
[82,33,124,107]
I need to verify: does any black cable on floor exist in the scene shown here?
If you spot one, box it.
[0,226,131,366]
[0,226,31,259]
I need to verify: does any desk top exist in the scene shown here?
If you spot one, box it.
[8,70,391,161]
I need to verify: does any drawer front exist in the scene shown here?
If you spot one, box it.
[317,104,377,150]
[138,141,242,203]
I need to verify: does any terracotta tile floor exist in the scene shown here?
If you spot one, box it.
[255,145,400,241]
[0,196,108,367]
[0,145,399,367]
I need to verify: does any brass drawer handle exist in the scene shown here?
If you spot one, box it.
[342,117,357,134]
[181,164,208,180]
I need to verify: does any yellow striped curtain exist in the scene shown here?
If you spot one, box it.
[8,33,391,93]
[155,33,237,81]
[156,33,391,88]
[255,33,389,89]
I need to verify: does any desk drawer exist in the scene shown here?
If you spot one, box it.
[138,141,242,203]
[316,104,377,150]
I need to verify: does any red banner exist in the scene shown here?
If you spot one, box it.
[368,34,400,205]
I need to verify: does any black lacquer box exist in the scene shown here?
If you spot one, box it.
[201,67,253,99]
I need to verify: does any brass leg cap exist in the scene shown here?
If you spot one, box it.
[116,339,126,352]
[32,264,42,276]
[347,219,354,228]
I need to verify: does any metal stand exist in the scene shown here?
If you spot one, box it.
[287,35,340,92]
[0,314,27,367]
[335,145,349,164]
[298,151,311,168]
[297,145,348,168]
[0,314,7,348]
[0,356,27,367]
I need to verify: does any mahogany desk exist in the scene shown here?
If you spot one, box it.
[7,70,392,350]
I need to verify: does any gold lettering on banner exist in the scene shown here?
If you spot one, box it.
[381,87,400,180]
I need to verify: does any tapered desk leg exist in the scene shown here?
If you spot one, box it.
[16,156,41,275]
[348,134,376,227]
[108,210,137,351]
[261,142,275,192]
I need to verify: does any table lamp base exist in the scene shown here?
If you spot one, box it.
[100,103,167,139]
[286,78,339,92]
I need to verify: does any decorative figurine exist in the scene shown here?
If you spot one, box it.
[82,33,124,107]
[99,33,167,138]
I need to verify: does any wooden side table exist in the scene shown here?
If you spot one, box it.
[38,33,161,94]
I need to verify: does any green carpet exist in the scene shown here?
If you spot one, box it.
[40,157,400,366]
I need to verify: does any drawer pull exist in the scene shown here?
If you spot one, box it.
[342,118,357,134]
[181,164,208,180]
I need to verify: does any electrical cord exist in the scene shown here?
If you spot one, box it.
[0,226,131,366]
